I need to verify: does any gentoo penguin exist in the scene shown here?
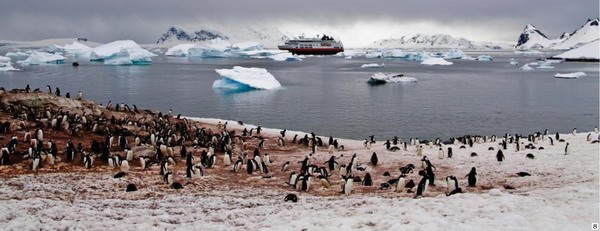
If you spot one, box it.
[120,160,130,173]
[233,157,243,173]
[343,175,354,196]
[395,174,406,192]
[362,173,373,186]
[370,152,378,166]
[438,148,444,159]
[194,165,204,177]
[415,170,429,198]
[325,156,338,171]
[126,149,134,162]
[284,193,298,202]
[84,153,93,169]
[160,160,169,176]
[466,167,477,187]
[281,161,290,172]
[447,147,453,158]
[246,160,254,174]
[300,174,311,192]
[163,171,173,184]
[572,128,577,136]
[564,142,570,155]
[288,171,298,186]
[339,164,347,177]
[446,176,457,195]
[496,150,505,162]
[32,153,41,171]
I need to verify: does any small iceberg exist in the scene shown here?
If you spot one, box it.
[476,55,493,61]
[519,64,534,71]
[165,44,198,57]
[213,66,282,90]
[268,53,302,62]
[361,63,384,68]
[17,51,65,65]
[509,58,519,65]
[0,55,19,71]
[90,40,156,65]
[53,41,93,58]
[536,65,554,69]
[365,52,383,59]
[420,58,453,66]
[368,73,417,85]
[554,72,586,79]
[5,51,29,58]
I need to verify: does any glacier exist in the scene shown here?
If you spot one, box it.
[90,40,156,65]
[0,55,19,71]
[16,51,65,65]
[213,66,282,90]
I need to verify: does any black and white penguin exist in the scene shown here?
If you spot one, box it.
[289,171,298,186]
[171,182,184,189]
[516,172,531,177]
[555,132,560,140]
[84,153,93,169]
[496,150,505,162]
[438,148,444,159]
[32,152,41,171]
[447,147,453,158]
[160,160,169,176]
[587,133,592,141]
[466,167,477,187]
[300,174,311,192]
[362,173,373,186]
[415,170,429,198]
[446,176,462,196]
[564,142,570,155]
[284,193,298,202]
[194,165,204,177]
[325,156,338,171]
[261,161,269,175]
[370,152,378,166]
[281,161,290,172]
[186,163,194,178]
[549,137,554,146]
[121,160,130,173]
[445,176,457,195]
[233,157,243,173]
[338,164,347,177]
[246,159,255,174]
[572,128,577,136]
[526,153,535,159]
[343,175,354,196]
[114,171,126,178]
[163,171,173,184]
[395,174,406,192]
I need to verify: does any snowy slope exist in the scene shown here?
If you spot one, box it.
[155,26,290,49]
[553,18,599,50]
[553,39,600,60]
[373,34,506,50]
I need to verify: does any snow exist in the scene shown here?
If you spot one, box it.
[514,24,552,50]
[373,33,506,49]
[361,63,385,68]
[90,40,156,65]
[519,64,534,71]
[230,42,263,51]
[536,65,554,69]
[369,73,418,83]
[213,66,282,90]
[553,18,599,50]
[0,55,19,71]
[554,72,587,79]
[420,58,453,66]
[165,44,198,57]
[240,49,287,57]
[509,59,519,65]
[54,41,92,58]
[268,53,302,62]
[553,40,600,60]
[0,126,597,230]
[381,49,407,58]
[16,51,65,65]
[476,55,493,61]
[4,51,29,58]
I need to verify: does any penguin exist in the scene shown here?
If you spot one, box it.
[295,175,304,190]
[284,193,298,202]
[318,175,331,189]
[163,171,173,184]
[125,184,137,192]
[549,137,554,146]
[395,174,406,192]
[564,142,570,155]
[233,157,243,173]
[438,148,444,159]
[114,172,126,178]
[246,160,254,174]
[446,176,457,195]
[496,150,505,162]
[405,179,416,193]
[126,149,134,162]
[446,176,462,196]
[84,153,93,169]
[121,160,130,173]
[362,173,373,186]
[555,132,560,140]
[186,163,194,178]
[32,153,41,171]
[350,153,358,168]
[171,182,184,189]
[587,133,592,141]
[300,174,311,192]
[261,161,269,175]
[526,153,535,159]
[318,167,329,178]
[289,171,298,186]
[140,157,148,170]
[325,156,338,171]
[595,126,599,134]
[447,147,453,158]
[223,152,232,166]
[281,161,290,172]
[207,154,216,168]
[343,175,354,196]
[339,164,347,177]
[516,172,531,177]
[160,160,169,176]
[572,128,577,136]
[370,152,378,166]
[466,167,477,187]
[108,156,116,168]
[415,170,429,198]
[194,165,204,177]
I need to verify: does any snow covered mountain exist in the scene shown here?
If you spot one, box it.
[372,34,504,49]
[515,18,599,50]
[552,18,599,50]
[156,27,228,44]
[155,26,289,48]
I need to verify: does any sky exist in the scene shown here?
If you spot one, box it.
[0,0,598,47]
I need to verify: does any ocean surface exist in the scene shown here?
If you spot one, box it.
[1,50,598,140]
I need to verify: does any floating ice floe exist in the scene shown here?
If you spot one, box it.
[90,40,156,65]
[0,55,19,71]
[4,51,29,58]
[368,73,417,85]
[519,64,534,71]
[536,64,554,69]
[420,58,453,65]
[476,55,493,61]
[268,53,302,62]
[361,63,385,68]
[344,56,353,59]
[213,66,282,90]
[554,72,586,79]
[509,58,519,65]
[17,51,65,65]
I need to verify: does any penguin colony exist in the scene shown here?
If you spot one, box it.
[0,86,597,198]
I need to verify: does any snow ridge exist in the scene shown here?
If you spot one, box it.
[156,27,229,44]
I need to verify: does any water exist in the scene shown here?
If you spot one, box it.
[1,51,598,140]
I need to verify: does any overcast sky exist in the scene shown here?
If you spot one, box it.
[0,0,597,47]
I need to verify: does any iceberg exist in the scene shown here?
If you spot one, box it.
[268,53,302,61]
[554,72,586,79]
[213,66,281,90]
[53,41,93,58]
[0,55,19,71]
[90,40,156,65]
[406,52,432,61]
[5,51,29,58]
[230,42,263,51]
[368,73,417,85]
[476,55,493,61]
[536,64,554,69]
[519,64,534,71]
[509,58,519,65]
[420,58,453,65]
[17,51,65,65]
[365,52,383,59]
[382,49,407,58]
[361,63,385,68]
[165,44,198,57]
[240,49,287,57]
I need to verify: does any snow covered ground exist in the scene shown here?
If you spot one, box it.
[0,124,597,230]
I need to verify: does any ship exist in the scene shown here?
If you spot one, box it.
[277,34,344,55]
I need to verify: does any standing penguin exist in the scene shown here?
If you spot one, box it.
[445,176,457,195]
[288,171,298,186]
[572,128,577,136]
[437,148,444,159]
[233,157,243,173]
[466,167,477,187]
[324,156,338,171]
[281,161,290,172]
[318,175,331,189]
[564,142,570,155]
[447,147,453,158]
[395,174,406,192]
[246,159,254,174]
[362,173,373,186]
[343,175,354,196]
[424,159,436,186]
[370,152,378,166]
[496,150,505,162]
[120,160,130,173]
[415,170,429,198]
[555,132,560,140]
[32,152,41,171]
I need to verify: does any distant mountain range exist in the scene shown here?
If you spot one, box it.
[156,27,228,44]
[515,18,599,50]
[372,34,506,50]
[156,26,289,48]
